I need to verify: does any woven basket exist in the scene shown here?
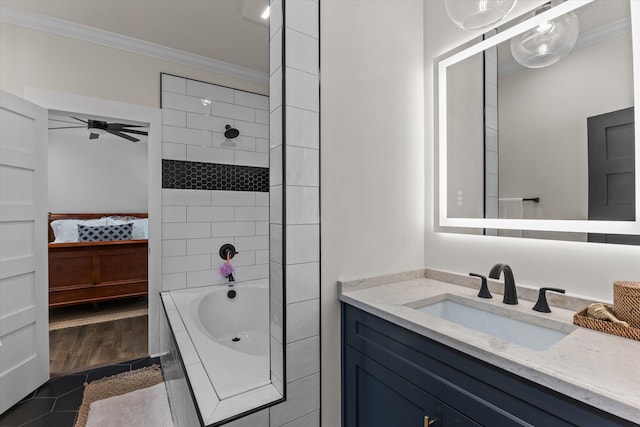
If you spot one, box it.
[613,281,640,329]
[573,306,640,341]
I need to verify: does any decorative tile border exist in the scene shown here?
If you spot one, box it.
[162,159,269,192]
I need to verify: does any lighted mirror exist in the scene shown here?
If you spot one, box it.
[437,0,640,243]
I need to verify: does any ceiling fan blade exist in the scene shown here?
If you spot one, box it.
[105,129,140,142]
[48,126,86,130]
[49,118,83,125]
[119,128,148,136]
[71,117,89,124]
[106,123,147,130]
[89,133,100,140]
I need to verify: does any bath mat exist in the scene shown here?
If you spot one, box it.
[85,383,173,427]
[74,365,164,427]
[50,298,148,330]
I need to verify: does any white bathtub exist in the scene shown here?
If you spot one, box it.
[161,279,282,425]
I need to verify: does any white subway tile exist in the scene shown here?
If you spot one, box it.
[162,206,186,223]
[162,189,210,206]
[256,250,269,265]
[286,29,319,75]
[287,335,319,382]
[256,221,269,236]
[187,206,235,222]
[286,146,319,187]
[270,185,282,225]
[270,299,283,344]
[286,262,320,303]
[234,263,269,281]
[280,411,319,427]
[286,186,319,225]
[286,224,319,264]
[286,0,319,39]
[231,250,256,267]
[186,79,234,103]
[162,240,186,257]
[270,146,282,186]
[211,191,256,206]
[270,224,282,264]
[286,299,319,343]
[234,90,269,110]
[162,75,186,94]
[286,107,318,149]
[162,92,210,114]
[211,221,256,237]
[286,68,319,112]
[236,235,269,251]
[269,0,283,40]
[163,125,211,146]
[235,121,269,139]
[213,134,256,152]
[162,272,186,291]
[270,26,283,76]
[187,112,229,133]
[212,101,255,122]
[187,269,225,287]
[255,109,269,125]
[256,192,269,207]
[225,409,269,427]
[162,254,210,274]
[270,335,284,384]
[235,206,269,222]
[162,109,186,127]
[162,222,211,240]
[270,107,282,149]
[235,150,269,168]
[269,374,319,426]
[256,138,269,153]
[186,237,231,255]
[186,145,235,165]
[270,68,282,113]
[162,142,187,161]
[270,261,283,304]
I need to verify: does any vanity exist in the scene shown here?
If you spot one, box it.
[339,269,640,426]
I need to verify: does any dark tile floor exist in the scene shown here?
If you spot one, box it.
[0,357,160,427]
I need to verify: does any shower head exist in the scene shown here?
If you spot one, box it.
[224,125,240,139]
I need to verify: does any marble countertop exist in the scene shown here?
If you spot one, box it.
[338,268,640,424]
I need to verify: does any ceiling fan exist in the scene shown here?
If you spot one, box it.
[49,117,148,142]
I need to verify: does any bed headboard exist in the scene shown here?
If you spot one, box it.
[48,213,148,242]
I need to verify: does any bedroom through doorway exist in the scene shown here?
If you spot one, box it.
[46,110,150,377]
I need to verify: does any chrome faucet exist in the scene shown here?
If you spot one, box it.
[488,263,518,305]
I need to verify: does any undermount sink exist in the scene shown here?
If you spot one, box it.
[412,296,574,351]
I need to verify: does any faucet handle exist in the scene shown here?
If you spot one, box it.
[469,273,492,299]
[532,287,566,313]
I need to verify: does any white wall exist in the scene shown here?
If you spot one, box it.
[48,131,148,213]
[424,0,640,302]
[320,1,424,425]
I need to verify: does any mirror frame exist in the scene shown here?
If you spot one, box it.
[437,0,640,235]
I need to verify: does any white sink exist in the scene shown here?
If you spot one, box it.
[413,296,573,351]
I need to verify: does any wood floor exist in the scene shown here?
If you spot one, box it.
[49,315,148,377]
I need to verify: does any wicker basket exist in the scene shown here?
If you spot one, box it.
[573,306,640,341]
[613,281,640,329]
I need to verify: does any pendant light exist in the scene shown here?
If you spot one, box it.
[510,2,579,69]
[445,0,517,30]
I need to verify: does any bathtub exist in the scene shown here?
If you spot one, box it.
[161,279,282,426]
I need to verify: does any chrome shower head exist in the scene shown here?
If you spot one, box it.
[224,125,240,139]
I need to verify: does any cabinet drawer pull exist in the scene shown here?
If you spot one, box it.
[424,416,437,426]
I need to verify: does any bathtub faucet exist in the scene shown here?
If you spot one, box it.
[227,272,235,284]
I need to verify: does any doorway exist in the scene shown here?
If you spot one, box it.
[46,111,151,375]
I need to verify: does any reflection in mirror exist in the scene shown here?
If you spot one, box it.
[440,0,640,243]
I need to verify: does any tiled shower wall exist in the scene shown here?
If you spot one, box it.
[160,74,270,289]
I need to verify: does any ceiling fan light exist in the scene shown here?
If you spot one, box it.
[444,0,516,30]
[510,4,580,69]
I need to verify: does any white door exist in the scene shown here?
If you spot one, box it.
[0,90,49,414]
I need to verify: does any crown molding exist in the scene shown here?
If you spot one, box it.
[0,7,268,85]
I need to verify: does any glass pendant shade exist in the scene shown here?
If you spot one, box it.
[510,4,580,69]
[444,0,517,30]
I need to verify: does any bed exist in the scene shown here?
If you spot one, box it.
[48,213,148,308]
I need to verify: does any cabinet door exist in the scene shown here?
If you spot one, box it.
[443,405,481,427]
[344,346,441,427]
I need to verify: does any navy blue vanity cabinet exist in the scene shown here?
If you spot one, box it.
[341,303,637,427]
